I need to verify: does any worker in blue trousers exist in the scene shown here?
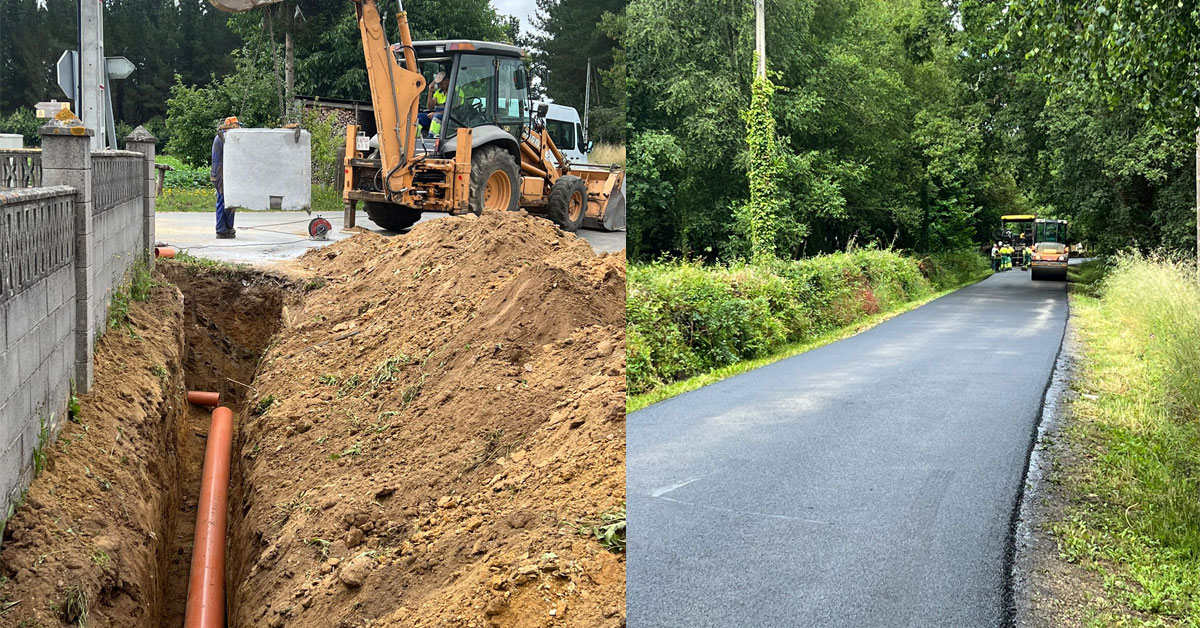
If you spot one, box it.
[210,116,240,239]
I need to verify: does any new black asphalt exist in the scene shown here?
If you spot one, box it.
[627,268,1068,627]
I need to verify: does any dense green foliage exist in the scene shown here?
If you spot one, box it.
[1054,255,1200,624]
[157,155,210,190]
[533,0,626,142]
[627,249,989,394]
[738,75,783,260]
[0,0,239,145]
[627,0,1198,260]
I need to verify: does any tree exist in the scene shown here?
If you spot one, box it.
[533,0,624,142]
[1007,0,1200,257]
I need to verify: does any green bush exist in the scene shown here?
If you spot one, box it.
[628,248,987,394]
[158,155,212,190]
[300,105,343,187]
[920,250,992,291]
[0,107,41,146]
[165,41,279,167]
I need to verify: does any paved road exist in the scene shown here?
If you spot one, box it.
[155,210,625,264]
[627,269,1068,628]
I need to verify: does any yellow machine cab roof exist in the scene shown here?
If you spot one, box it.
[1001,214,1036,220]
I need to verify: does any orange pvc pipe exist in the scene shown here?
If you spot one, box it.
[154,246,176,258]
[187,391,221,407]
[184,406,233,628]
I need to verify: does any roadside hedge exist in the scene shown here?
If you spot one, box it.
[627,249,989,394]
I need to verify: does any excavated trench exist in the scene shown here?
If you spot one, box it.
[156,264,293,626]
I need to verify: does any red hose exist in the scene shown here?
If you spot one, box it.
[184,406,233,628]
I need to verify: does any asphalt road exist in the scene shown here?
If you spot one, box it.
[627,268,1069,628]
[155,210,625,264]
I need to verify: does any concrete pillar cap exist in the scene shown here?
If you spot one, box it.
[38,111,94,137]
[125,125,157,143]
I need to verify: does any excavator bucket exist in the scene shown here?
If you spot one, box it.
[600,185,626,231]
[206,0,281,12]
[574,163,626,232]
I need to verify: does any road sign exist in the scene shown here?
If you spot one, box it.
[35,101,70,119]
[105,56,135,80]
[56,50,78,102]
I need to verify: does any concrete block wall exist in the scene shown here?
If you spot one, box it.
[91,151,146,335]
[91,197,144,333]
[0,186,77,516]
[0,121,157,518]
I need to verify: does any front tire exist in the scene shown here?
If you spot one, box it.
[546,175,587,232]
[469,145,520,215]
[363,201,423,232]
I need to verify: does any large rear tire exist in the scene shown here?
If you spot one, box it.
[546,175,587,232]
[469,145,520,215]
[363,201,422,232]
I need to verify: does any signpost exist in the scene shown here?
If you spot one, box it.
[56,49,135,150]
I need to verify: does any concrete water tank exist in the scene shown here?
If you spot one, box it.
[223,128,311,211]
[0,134,23,149]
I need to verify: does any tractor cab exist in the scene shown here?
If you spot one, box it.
[1034,219,1069,252]
[998,215,1035,267]
[401,40,529,154]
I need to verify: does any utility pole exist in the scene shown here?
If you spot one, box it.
[583,58,591,142]
[80,0,106,150]
[755,0,766,79]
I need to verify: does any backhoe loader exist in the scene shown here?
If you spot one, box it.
[334,0,625,233]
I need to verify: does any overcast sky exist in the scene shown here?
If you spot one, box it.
[493,0,542,40]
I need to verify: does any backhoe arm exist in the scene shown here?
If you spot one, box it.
[353,0,424,196]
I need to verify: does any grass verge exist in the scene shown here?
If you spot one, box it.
[1047,253,1200,625]
[589,143,626,167]
[158,184,343,213]
[628,277,984,413]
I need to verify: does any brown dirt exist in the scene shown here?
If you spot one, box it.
[0,263,293,627]
[0,281,187,627]
[228,211,626,628]
[156,265,294,626]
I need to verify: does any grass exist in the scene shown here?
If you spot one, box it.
[627,280,981,412]
[106,256,156,331]
[569,504,626,553]
[157,184,343,213]
[252,395,274,417]
[169,250,250,275]
[589,142,625,167]
[57,585,88,626]
[1050,253,1200,625]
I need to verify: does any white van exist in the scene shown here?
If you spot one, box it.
[534,101,590,164]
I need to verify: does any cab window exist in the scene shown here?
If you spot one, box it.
[444,55,494,133]
[496,58,527,125]
[546,119,575,150]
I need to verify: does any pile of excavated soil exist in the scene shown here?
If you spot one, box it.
[230,211,626,628]
[0,282,186,627]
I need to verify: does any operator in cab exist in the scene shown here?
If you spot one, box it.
[421,71,450,137]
